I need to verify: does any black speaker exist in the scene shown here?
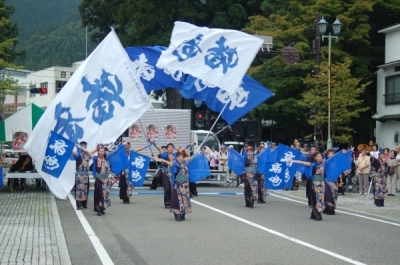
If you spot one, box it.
[246,121,258,138]
[232,121,246,137]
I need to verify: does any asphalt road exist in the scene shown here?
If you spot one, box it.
[56,185,400,265]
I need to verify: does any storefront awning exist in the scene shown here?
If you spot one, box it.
[372,114,400,122]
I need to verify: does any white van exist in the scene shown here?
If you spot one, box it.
[223,141,244,153]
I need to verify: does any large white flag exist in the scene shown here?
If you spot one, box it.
[156,21,263,95]
[24,30,151,199]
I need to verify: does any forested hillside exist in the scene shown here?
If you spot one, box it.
[8,0,96,70]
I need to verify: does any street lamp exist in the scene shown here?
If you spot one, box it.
[318,16,342,150]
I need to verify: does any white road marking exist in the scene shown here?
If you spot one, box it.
[192,199,366,265]
[269,193,400,227]
[67,194,115,265]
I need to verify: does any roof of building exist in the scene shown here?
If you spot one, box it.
[378,23,400,34]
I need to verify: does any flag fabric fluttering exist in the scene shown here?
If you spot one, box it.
[128,151,151,187]
[325,151,353,182]
[108,144,128,175]
[180,75,274,125]
[189,153,211,182]
[125,46,184,93]
[41,131,75,178]
[157,21,263,95]
[24,30,151,199]
[257,145,271,174]
[228,148,245,175]
[265,162,286,190]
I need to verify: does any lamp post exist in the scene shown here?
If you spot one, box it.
[318,16,342,150]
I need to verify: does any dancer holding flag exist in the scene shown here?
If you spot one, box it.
[323,149,338,215]
[243,146,259,208]
[155,151,192,222]
[256,143,266,203]
[290,152,325,221]
[374,152,387,207]
[92,145,112,216]
[154,143,177,209]
[72,141,97,210]
[119,142,149,204]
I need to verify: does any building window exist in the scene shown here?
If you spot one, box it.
[56,80,67,93]
[61,71,66,78]
[385,74,400,105]
[40,82,48,89]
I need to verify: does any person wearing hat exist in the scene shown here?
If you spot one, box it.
[270,142,277,150]
[218,146,229,181]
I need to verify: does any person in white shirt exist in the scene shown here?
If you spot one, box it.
[218,146,229,180]
[370,143,379,159]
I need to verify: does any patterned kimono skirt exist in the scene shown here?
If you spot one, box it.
[374,173,386,207]
[119,169,133,202]
[75,171,89,207]
[94,176,111,212]
[163,168,172,208]
[311,174,325,219]
[244,165,258,207]
[257,173,266,202]
[170,175,192,217]
[324,181,338,215]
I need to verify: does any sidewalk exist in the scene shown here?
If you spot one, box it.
[287,181,400,221]
[0,188,71,265]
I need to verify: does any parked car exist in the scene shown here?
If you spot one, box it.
[1,145,16,157]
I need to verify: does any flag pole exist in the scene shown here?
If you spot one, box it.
[198,101,229,150]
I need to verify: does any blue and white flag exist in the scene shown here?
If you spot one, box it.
[276,144,302,189]
[325,151,353,182]
[125,46,184,93]
[24,30,151,199]
[189,153,211,182]
[180,75,274,125]
[228,148,245,175]
[157,21,263,95]
[265,162,286,190]
[128,151,151,187]
[108,144,128,175]
[41,131,74,178]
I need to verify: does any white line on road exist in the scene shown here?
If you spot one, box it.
[269,193,400,227]
[67,194,115,265]
[192,199,366,265]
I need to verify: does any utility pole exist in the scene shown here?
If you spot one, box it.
[313,14,321,148]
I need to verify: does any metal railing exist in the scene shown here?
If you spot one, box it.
[384,92,400,105]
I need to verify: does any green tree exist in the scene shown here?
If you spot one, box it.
[0,1,25,115]
[301,58,370,144]
[243,0,400,144]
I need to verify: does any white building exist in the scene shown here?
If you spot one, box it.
[1,68,31,118]
[25,60,165,109]
[373,24,400,149]
[25,62,82,108]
